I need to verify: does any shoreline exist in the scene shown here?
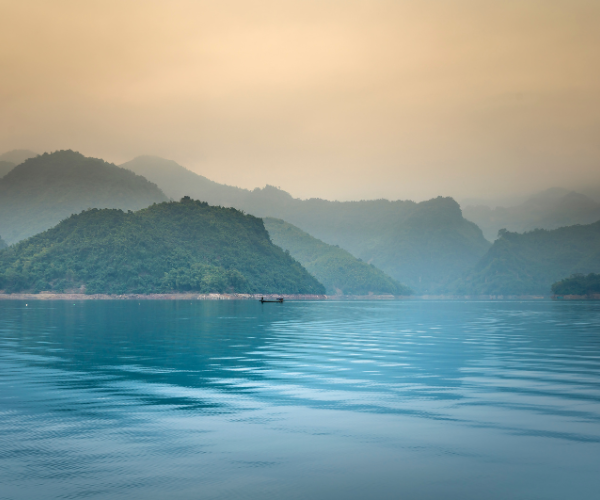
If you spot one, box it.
[0,292,558,301]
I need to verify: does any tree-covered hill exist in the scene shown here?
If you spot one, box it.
[122,156,490,292]
[264,217,412,295]
[0,198,325,295]
[454,222,600,296]
[552,274,600,296]
[0,150,167,244]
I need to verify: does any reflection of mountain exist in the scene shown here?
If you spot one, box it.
[122,156,490,293]
[0,150,167,244]
[5,300,586,421]
[454,221,600,295]
[463,188,600,241]
[0,301,482,413]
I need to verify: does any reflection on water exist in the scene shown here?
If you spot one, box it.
[1,300,600,499]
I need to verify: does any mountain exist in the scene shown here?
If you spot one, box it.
[552,273,600,296]
[121,156,491,292]
[264,217,412,295]
[259,196,491,294]
[463,188,600,241]
[454,222,600,296]
[0,149,38,165]
[0,198,325,295]
[0,236,6,250]
[121,155,248,204]
[0,150,168,244]
[0,161,15,179]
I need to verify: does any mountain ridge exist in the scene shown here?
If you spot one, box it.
[463,187,600,240]
[0,198,325,295]
[264,217,412,295]
[0,150,168,244]
[122,155,491,292]
[454,221,600,295]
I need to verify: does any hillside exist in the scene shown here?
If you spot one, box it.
[122,156,491,292]
[0,150,168,244]
[552,274,600,296]
[463,188,600,241]
[454,222,600,296]
[264,217,411,295]
[0,198,325,295]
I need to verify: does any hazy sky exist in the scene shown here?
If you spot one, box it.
[1,0,599,201]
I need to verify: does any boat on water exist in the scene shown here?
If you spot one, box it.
[260,297,284,303]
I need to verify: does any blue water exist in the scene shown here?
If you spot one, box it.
[1,300,600,500]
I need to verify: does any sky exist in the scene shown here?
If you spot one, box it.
[1,0,599,202]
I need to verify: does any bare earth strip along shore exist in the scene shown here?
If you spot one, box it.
[0,293,556,300]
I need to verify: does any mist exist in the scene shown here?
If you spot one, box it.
[1,0,599,202]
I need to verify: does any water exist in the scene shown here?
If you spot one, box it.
[1,300,600,500]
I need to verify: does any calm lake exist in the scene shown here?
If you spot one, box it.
[1,300,599,500]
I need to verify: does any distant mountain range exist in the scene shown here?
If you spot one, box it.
[463,187,600,241]
[0,198,324,295]
[0,149,38,179]
[0,149,38,166]
[264,217,411,296]
[122,156,490,293]
[454,222,600,296]
[0,150,167,244]
[2,149,599,297]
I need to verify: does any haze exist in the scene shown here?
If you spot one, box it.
[1,0,599,201]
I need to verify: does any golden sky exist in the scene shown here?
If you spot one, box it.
[1,0,599,201]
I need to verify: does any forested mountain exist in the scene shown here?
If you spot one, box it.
[0,198,325,295]
[122,156,490,292]
[552,274,600,296]
[0,236,6,250]
[0,149,38,165]
[264,217,411,296]
[454,222,600,296]
[0,150,167,244]
[463,188,600,241]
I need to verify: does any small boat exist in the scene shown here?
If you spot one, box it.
[260,296,284,303]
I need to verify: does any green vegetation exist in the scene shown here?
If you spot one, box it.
[264,217,412,295]
[552,274,600,296]
[0,198,325,295]
[0,236,6,250]
[455,222,600,296]
[122,156,490,292]
[0,150,167,244]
